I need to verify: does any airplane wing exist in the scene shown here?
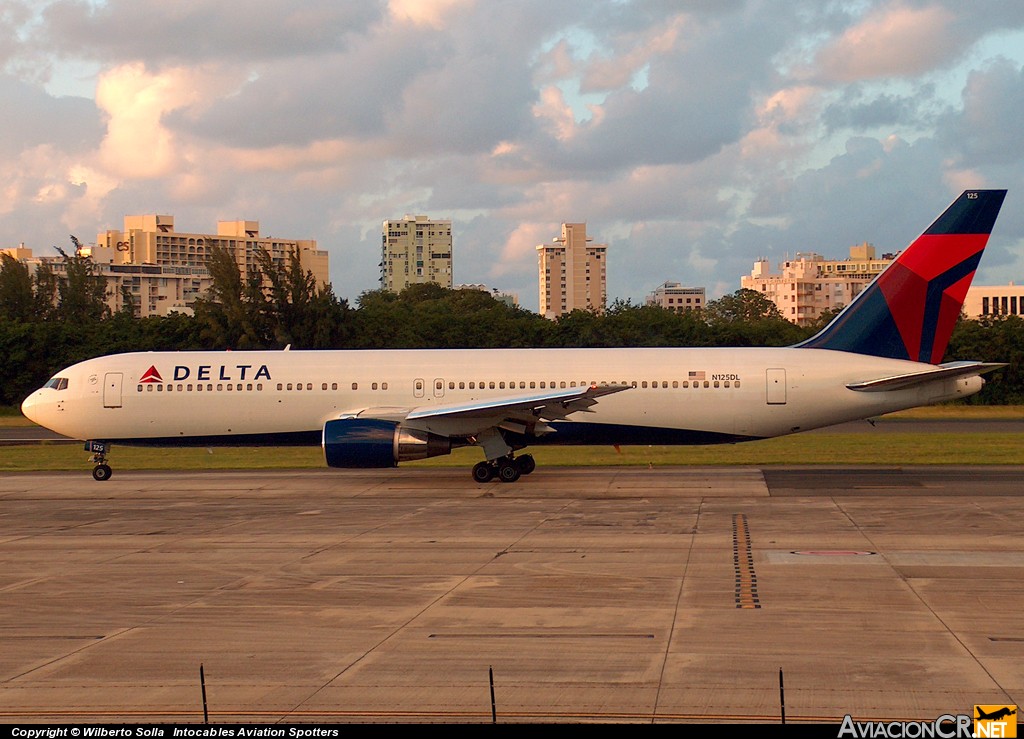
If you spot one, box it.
[846,361,1007,392]
[341,383,631,437]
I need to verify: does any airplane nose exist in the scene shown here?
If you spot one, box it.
[21,392,43,425]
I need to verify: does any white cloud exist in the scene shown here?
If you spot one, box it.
[0,0,1022,311]
[532,85,578,141]
[493,221,552,279]
[812,3,960,81]
[95,63,197,178]
[388,0,474,28]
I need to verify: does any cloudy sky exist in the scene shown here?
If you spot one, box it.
[3,0,1024,312]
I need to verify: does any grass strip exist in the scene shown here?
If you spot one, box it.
[3,431,1023,472]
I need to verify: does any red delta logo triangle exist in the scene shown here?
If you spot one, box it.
[139,365,163,383]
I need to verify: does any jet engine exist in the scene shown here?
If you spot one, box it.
[322,418,452,468]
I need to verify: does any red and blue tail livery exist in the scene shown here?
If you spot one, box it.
[798,189,1006,363]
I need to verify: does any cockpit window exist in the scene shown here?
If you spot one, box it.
[44,377,69,391]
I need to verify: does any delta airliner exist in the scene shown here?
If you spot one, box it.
[21,190,1008,482]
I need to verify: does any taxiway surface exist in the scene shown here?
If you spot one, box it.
[0,466,1021,724]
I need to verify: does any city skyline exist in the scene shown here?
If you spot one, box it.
[1,2,1023,312]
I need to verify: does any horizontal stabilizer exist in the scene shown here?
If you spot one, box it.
[846,361,1006,392]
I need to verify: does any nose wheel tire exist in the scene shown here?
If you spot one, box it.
[92,464,113,481]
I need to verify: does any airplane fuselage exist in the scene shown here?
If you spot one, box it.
[21,347,983,449]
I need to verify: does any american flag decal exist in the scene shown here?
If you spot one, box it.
[688,371,705,380]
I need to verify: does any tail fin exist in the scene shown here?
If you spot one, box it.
[797,189,1007,363]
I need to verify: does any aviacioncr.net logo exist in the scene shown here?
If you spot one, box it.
[838,714,973,738]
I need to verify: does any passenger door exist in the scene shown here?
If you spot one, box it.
[103,372,123,408]
[766,368,786,405]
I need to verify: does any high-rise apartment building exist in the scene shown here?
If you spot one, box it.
[740,242,893,326]
[3,215,329,318]
[537,222,607,320]
[380,215,453,292]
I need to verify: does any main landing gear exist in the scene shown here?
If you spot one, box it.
[86,440,113,481]
[471,453,536,483]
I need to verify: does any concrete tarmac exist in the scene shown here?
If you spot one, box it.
[0,466,1021,725]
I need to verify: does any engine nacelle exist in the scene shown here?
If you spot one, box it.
[322,418,452,468]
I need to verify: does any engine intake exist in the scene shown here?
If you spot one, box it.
[322,418,452,468]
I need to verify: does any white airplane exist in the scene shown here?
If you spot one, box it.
[21,189,1008,483]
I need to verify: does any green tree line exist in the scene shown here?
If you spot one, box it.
[2,245,1023,407]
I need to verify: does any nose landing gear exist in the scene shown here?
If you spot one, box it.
[85,440,113,481]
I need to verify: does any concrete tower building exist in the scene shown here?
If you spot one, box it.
[537,222,607,320]
[380,215,453,293]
